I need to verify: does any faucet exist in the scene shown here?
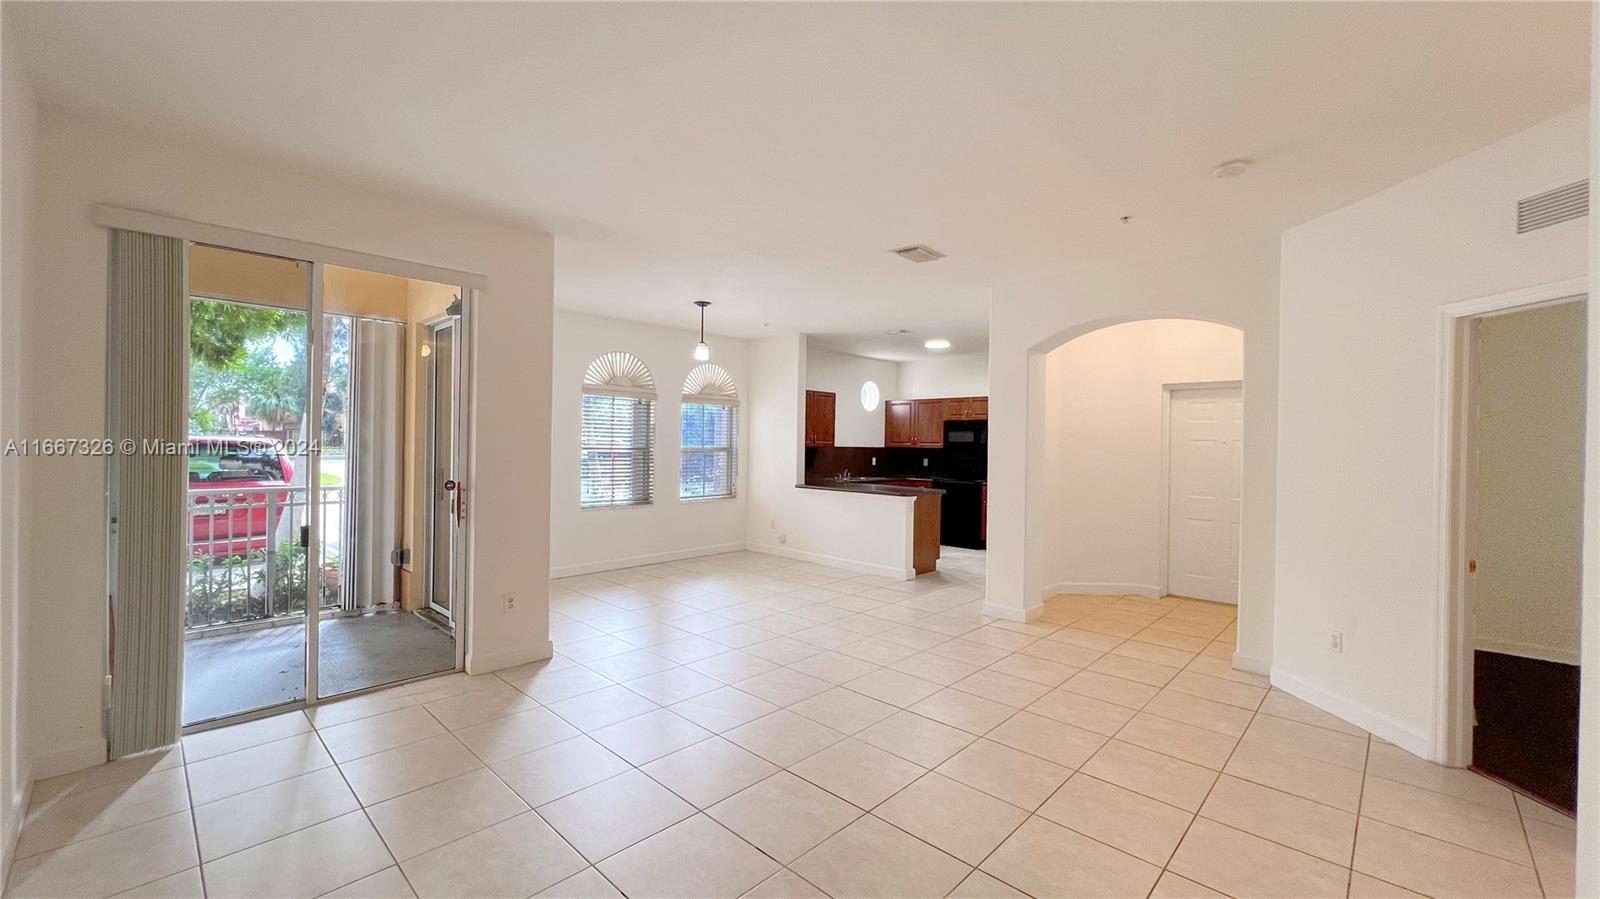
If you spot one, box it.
[840,469,851,480]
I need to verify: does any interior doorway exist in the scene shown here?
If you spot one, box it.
[1457,298,1585,813]
[1165,382,1243,603]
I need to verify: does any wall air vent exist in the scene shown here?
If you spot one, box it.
[1516,179,1588,234]
[890,244,946,263]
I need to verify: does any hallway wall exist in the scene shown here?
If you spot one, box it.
[1277,106,1589,755]
[1042,319,1243,598]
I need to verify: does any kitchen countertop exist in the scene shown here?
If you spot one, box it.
[797,478,945,497]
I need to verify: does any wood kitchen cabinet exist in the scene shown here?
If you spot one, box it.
[883,395,988,447]
[885,400,915,446]
[804,390,836,447]
[913,400,945,446]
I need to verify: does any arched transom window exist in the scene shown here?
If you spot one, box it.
[680,363,738,499]
[580,352,656,508]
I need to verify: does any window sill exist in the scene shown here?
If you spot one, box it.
[680,495,737,504]
[580,501,655,510]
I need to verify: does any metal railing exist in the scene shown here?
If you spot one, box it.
[185,484,347,633]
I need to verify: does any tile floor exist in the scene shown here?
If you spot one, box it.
[6,548,1578,898]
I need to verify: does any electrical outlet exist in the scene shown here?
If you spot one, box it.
[770,519,777,529]
[922,457,929,467]
[870,456,877,466]
[503,592,516,613]
[1329,631,1343,654]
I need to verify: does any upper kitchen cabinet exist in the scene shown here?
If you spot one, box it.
[885,400,915,446]
[805,389,837,447]
[944,397,988,420]
[885,395,988,447]
[914,400,945,446]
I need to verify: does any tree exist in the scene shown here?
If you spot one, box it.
[190,300,294,367]
[190,298,308,434]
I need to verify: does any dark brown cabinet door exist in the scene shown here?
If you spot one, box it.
[913,399,944,447]
[816,391,835,446]
[805,390,836,447]
[885,401,915,446]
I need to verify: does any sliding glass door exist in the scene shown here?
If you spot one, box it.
[182,245,316,726]
[179,250,468,728]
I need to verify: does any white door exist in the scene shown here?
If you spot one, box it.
[1167,385,1242,603]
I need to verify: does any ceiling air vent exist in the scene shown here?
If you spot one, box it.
[890,244,946,263]
[1517,179,1588,234]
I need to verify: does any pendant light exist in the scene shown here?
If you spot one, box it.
[693,300,712,361]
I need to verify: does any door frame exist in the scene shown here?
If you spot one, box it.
[95,206,486,731]
[1159,380,1243,601]
[422,313,462,624]
[1434,277,1588,765]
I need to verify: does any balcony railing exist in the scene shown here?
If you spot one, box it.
[185,484,349,633]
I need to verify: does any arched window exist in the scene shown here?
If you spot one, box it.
[581,352,656,507]
[680,363,738,499]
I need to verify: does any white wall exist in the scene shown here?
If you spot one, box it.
[550,311,750,576]
[747,335,920,578]
[1473,301,1585,665]
[898,352,988,399]
[22,112,555,779]
[1,13,38,880]
[986,242,1280,670]
[1043,319,1243,597]
[1277,107,1590,755]
[804,345,898,447]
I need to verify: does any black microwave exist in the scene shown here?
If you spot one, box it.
[943,420,987,445]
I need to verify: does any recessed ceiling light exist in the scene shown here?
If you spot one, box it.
[1211,159,1250,179]
[924,338,951,350]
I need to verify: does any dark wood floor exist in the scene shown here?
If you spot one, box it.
[1471,649,1580,814]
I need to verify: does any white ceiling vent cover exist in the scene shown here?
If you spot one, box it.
[890,244,946,263]
[1517,179,1588,234]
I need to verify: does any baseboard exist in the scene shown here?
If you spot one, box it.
[983,601,1044,623]
[467,640,553,677]
[31,736,107,782]
[1232,652,1271,676]
[1269,666,1432,759]
[1474,638,1580,667]
[1041,581,1162,600]
[744,543,912,581]
[550,543,746,579]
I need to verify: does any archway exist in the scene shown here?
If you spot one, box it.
[985,309,1271,674]
[1037,317,1244,613]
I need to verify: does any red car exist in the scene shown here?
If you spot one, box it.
[188,437,295,558]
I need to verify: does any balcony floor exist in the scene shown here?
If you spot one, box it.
[182,610,455,726]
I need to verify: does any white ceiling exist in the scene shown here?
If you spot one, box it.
[12,2,1590,359]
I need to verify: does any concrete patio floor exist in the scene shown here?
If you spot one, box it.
[183,611,455,725]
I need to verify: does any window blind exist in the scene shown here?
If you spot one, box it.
[106,229,188,758]
[580,393,656,507]
[681,401,737,499]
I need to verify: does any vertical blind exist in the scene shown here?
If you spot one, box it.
[681,402,737,498]
[580,394,656,507]
[106,229,188,758]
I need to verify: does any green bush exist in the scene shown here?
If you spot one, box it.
[186,543,308,628]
